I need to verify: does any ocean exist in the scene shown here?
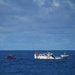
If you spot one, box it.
[0,50,75,75]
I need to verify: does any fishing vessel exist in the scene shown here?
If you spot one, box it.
[6,54,16,59]
[34,52,69,59]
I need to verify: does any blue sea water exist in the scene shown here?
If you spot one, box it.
[0,50,75,75]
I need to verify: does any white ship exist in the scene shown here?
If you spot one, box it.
[34,52,69,59]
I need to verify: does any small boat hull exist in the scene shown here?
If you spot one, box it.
[6,55,16,59]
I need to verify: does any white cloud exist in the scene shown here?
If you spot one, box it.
[0,0,9,6]
[66,0,75,9]
[33,0,75,15]
[0,15,40,34]
[0,0,75,35]
[0,0,24,12]
[33,0,60,10]
[52,1,60,7]
[33,0,46,7]
[15,16,33,23]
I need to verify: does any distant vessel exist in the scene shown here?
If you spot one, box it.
[60,52,69,59]
[34,52,69,59]
[6,54,16,59]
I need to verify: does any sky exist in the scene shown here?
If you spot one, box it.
[0,0,75,50]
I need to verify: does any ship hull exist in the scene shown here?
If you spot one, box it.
[34,52,69,60]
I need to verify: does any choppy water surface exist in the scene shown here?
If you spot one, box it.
[0,50,75,75]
